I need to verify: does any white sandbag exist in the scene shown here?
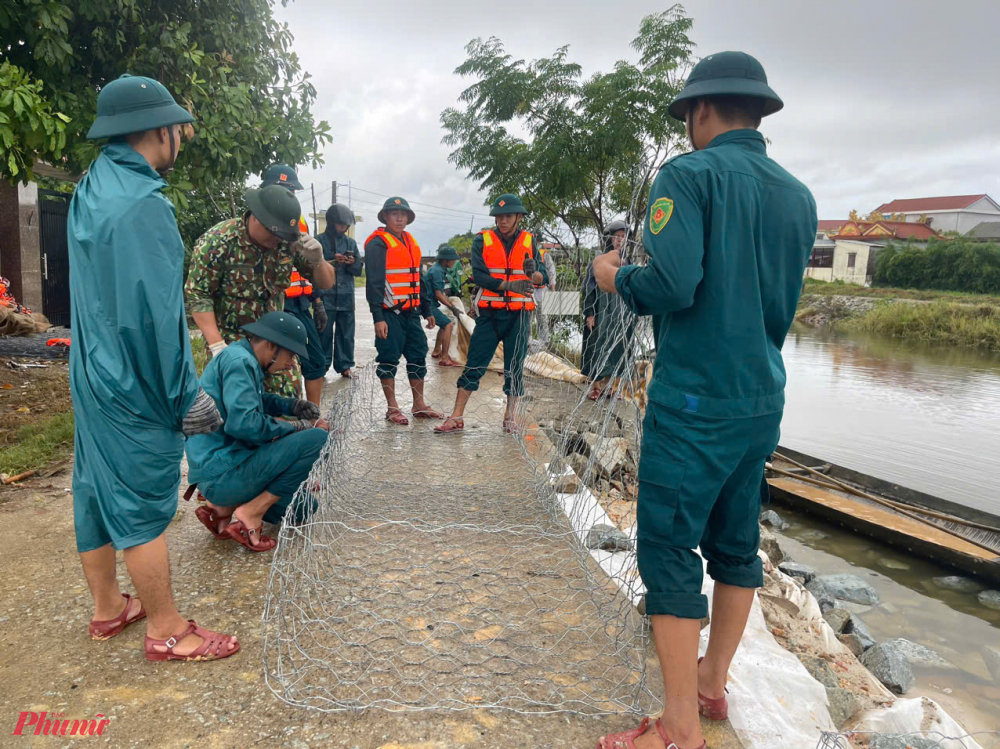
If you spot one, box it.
[852,697,984,748]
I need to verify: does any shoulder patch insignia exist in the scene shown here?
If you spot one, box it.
[649,197,674,235]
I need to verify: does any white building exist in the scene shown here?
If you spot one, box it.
[874,194,1000,235]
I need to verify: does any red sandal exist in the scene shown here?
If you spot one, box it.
[502,418,522,435]
[412,407,445,419]
[89,593,146,640]
[144,620,240,662]
[385,407,409,426]
[596,717,705,749]
[194,505,231,540]
[697,656,729,720]
[225,518,277,552]
[437,358,460,368]
[434,417,464,434]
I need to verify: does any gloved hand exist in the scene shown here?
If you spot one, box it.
[312,298,328,332]
[292,399,321,421]
[296,234,325,267]
[182,388,223,436]
[522,257,537,275]
[208,340,227,358]
[501,279,534,296]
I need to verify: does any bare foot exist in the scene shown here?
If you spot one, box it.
[94,593,142,623]
[205,502,234,535]
[147,618,238,658]
[232,505,268,549]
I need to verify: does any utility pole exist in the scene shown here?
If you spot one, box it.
[469,214,474,233]
[332,181,338,204]
[348,181,352,209]
[311,183,318,235]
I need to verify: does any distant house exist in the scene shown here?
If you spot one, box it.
[806,219,943,286]
[966,221,1000,242]
[874,194,1000,235]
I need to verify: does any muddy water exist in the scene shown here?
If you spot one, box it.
[781,325,1000,515]
[771,504,1000,733]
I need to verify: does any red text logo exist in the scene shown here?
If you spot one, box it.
[11,711,110,737]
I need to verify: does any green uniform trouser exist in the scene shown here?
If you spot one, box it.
[196,429,327,525]
[636,401,781,620]
[457,308,530,396]
[285,300,328,381]
[431,304,452,330]
[319,305,356,375]
[374,309,428,381]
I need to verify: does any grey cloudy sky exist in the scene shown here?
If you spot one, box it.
[276,0,1000,250]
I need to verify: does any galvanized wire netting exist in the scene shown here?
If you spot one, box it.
[817,730,1000,748]
[261,233,662,714]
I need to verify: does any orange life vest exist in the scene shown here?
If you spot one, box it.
[365,227,422,310]
[477,229,536,311]
[285,270,313,298]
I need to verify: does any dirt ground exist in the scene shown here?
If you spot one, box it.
[0,358,72,446]
[0,308,743,749]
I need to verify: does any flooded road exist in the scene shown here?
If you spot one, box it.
[781,325,1000,515]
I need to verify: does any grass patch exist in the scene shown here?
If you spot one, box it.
[354,272,366,288]
[191,336,208,376]
[802,278,1000,305]
[0,411,75,476]
[839,301,1000,351]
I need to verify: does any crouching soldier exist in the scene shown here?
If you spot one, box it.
[186,311,331,552]
[427,244,461,368]
[364,197,443,425]
[435,194,547,434]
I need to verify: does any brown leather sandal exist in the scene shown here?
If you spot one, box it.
[385,407,409,425]
[412,407,445,419]
[194,505,231,540]
[89,593,146,640]
[697,656,729,720]
[434,417,464,434]
[225,518,277,552]
[144,620,240,662]
[595,717,706,749]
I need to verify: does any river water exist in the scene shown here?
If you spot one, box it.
[781,325,1000,516]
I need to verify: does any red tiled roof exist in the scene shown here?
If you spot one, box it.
[876,195,987,212]
[831,220,941,241]
[817,220,844,231]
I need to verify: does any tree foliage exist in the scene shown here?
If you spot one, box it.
[875,239,1000,294]
[0,0,330,247]
[441,4,694,274]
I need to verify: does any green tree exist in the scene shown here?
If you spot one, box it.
[0,0,330,247]
[441,5,694,277]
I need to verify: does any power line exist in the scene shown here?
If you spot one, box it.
[345,184,492,219]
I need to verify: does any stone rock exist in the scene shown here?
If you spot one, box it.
[869,736,940,749]
[978,590,1000,611]
[824,607,852,634]
[552,471,580,494]
[825,686,857,728]
[983,645,1000,683]
[567,452,592,482]
[884,638,956,671]
[758,527,786,565]
[760,509,789,531]
[844,614,877,651]
[636,596,646,616]
[799,655,839,689]
[806,578,837,614]
[837,633,865,657]
[931,575,983,594]
[778,561,817,584]
[861,641,915,695]
[816,574,880,605]
[582,434,629,477]
[877,557,911,571]
[585,524,633,552]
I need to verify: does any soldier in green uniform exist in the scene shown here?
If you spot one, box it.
[185,185,337,399]
[426,245,460,367]
[259,163,330,404]
[581,220,631,399]
[435,194,547,435]
[317,203,364,377]
[364,197,443,425]
[593,52,816,749]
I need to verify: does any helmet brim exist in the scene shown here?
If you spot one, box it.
[241,320,309,359]
[667,79,783,121]
[246,188,302,243]
[377,208,415,225]
[87,102,195,140]
[489,206,527,217]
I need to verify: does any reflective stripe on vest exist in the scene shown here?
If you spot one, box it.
[284,270,313,298]
[365,228,422,310]
[477,229,536,311]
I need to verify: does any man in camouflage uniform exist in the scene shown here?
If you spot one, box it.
[186,185,336,397]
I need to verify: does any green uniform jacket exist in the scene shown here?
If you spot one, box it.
[470,230,548,301]
[186,339,297,482]
[364,232,433,323]
[185,215,316,343]
[317,230,363,311]
[426,262,448,299]
[67,142,200,546]
[616,129,817,418]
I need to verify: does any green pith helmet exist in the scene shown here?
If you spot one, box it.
[436,245,460,261]
[667,51,783,122]
[86,74,195,140]
[378,196,415,225]
[261,163,304,191]
[489,193,527,216]
[246,185,303,242]
[242,311,309,358]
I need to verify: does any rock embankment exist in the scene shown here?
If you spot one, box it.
[796,294,877,326]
